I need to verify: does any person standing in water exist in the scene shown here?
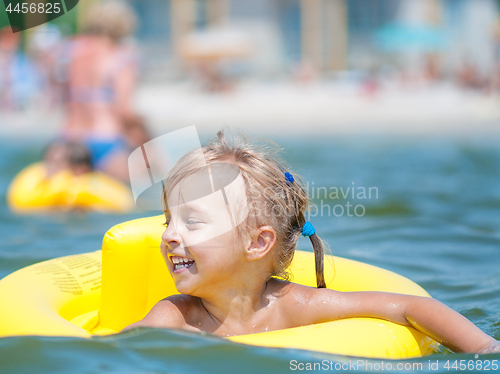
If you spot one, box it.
[62,1,138,182]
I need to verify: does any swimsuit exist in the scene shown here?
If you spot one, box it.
[84,137,128,168]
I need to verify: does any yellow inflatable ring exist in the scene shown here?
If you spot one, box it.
[0,215,437,358]
[7,162,134,213]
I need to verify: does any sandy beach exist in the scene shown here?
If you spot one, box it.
[1,81,499,140]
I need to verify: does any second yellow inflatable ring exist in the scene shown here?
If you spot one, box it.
[0,215,437,358]
[7,162,134,213]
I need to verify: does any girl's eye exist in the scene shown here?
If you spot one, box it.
[186,219,201,227]
[163,220,170,227]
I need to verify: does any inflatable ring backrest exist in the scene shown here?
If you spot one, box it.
[100,215,173,331]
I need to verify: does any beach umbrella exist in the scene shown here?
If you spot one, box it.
[179,27,253,61]
[374,22,447,52]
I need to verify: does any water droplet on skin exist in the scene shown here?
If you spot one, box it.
[198,321,202,326]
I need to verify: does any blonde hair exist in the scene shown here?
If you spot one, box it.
[82,1,136,42]
[162,130,326,288]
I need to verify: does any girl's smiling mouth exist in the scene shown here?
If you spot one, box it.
[170,255,195,273]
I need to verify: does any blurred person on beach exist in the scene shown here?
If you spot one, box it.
[291,60,318,87]
[0,26,42,110]
[492,19,500,93]
[360,67,379,100]
[61,0,138,182]
[28,24,66,109]
[457,60,487,91]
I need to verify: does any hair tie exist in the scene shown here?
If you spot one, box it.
[284,172,294,184]
[302,222,316,237]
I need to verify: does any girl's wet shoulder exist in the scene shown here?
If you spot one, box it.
[161,294,200,314]
[267,279,316,305]
[123,295,195,331]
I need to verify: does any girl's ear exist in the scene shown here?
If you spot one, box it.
[245,226,276,261]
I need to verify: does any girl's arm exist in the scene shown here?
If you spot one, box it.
[307,289,500,354]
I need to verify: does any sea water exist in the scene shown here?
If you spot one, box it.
[0,134,499,374]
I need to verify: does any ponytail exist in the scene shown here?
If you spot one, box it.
[310,233,326,288]
[299,220,326,288]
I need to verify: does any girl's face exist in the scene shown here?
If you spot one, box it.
[161,167,249,296]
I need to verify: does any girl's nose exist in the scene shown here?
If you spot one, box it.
[162,222,181,249]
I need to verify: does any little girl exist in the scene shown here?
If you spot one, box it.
[124,131,499,354]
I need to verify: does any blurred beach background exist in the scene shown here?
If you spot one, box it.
[1,0,500,138]
[1,1,500,373]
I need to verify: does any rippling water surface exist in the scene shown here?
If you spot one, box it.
[0,134,499,374]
